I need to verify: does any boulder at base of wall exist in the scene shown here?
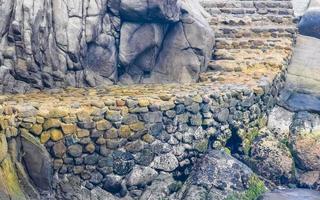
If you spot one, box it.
[175,150,256,200]
[20,132,52,192]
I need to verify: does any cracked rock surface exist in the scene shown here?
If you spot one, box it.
[0,0,215,93]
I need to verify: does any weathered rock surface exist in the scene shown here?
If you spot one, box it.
[298,171,320,190]
[250,133,294,184]
[268,106,294,140]
[21,132,52,191]
[298,8,320,39]
[0,0,214,93]
[260,189,320,200]
[119,0,214,84]
[284,35,320,97]
[290,112,320,171]
[176,150,255,200]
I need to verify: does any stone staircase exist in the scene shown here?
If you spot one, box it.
[200,0,297,79]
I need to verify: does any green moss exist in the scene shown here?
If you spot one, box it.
[242,128,260,155]
[194,140,209,153]
[257,116,267,129]
[168,182,183,194]
[225,175,267,200]
[224,147,231,155]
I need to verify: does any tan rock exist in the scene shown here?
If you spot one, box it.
[138,99,150,107]
[30,124,43,136]
[129,122,145,132]
[50,129,64,142]
[85,143,96,153]
[36,116,45,124]
[77,111,91,122]
[40,131,51,144]
[48,108,69,118]
[43,118,61,130]
[119,125,132,138]
[294,134,320,171]
[159,94,172,101]
[61,123,76,135]
[0,133,8,162]
[96,120,112,131]
[77,128,90,138]
[116,99,126,107]
[142,134,155,144]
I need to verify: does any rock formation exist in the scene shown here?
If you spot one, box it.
[3,0,320,199]
[0,0,215,93]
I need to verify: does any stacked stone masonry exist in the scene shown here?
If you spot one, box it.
[0,70,286,199]
[0,0,297,199]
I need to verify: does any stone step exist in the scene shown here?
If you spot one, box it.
[209,15,294,26]
[202,1,292,9]
[213,25,296,38]
[215,38,292,49]
[205,7,294,16]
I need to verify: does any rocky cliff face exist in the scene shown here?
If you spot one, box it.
[0,0,214,94]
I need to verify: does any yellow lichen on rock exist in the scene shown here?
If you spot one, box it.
[0,157,26,200]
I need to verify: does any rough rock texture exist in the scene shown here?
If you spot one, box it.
[268,106,294,141]
[249,133,294,184]
[176,150,255,200]
[20,132,52,191]
[0,0,214,93]
[260,189,320,200]
[119,0,214,84]
[290,112,320,171]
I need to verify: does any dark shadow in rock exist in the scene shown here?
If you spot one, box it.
[226,126,243,155]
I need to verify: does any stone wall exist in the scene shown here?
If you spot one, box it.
[0,69,286,199]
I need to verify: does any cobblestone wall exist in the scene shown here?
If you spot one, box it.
[0,69,286,199]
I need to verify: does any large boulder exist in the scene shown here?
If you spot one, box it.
[249,133,294,184]
[20,132,52,192]
[119,0,180,22]
[0,0,214,93]
[267,106,294,141]
[260,189,320,200]
[119,0,215,84]
[289,112,320,171]
[298,8,320,39]
[176,150,258,200]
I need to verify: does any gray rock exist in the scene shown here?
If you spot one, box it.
[151,153,179,172]
[290,112,320,171]
[0,0,214,93]
[299,9,320,39]
[67,144,83,157]
[103,174,123,194]
[260,189,320,200]
[20,132,52,191]
[250,133,294,184]
[140,172,177,200]
[119,0,180,22]
[126,166,158,187]
[177,150,255,199]
[91,187,133,200]
[284,92,320,113]
[268,106,294,140]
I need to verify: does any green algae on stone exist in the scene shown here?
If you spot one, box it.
[0,157,26,200]
[225,175,267,200]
